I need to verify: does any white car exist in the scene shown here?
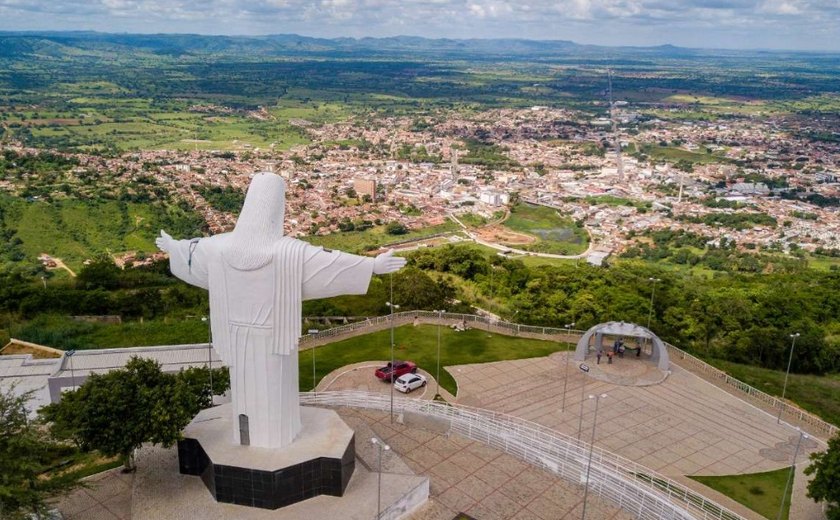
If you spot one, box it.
[393,373,427,393]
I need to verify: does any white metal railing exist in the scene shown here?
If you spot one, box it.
[299,311,838,439]
[660,342,837,438]
[298,311,585,344]
[301,390,744,520]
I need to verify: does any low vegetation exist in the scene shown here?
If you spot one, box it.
[690,468,792,520]
[502,202,588,255]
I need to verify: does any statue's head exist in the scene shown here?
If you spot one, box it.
[227,172,286,269]
[234,172,286,239]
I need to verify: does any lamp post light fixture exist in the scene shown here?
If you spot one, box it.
[561,322,575,413]
[646,277,661,331]
[434,309,444,397]
[776,428,806,520]
[778,332,800,424]
[581,393,608,520]
[65,349,77,390]
[308,329,320,394]
[385,301,400,423]
[370,437,390,520]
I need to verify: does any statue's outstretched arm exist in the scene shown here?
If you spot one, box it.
[302,246,405,300]
[158,230,210,290]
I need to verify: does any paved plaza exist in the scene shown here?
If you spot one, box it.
[51,468,133,520]
[52,350,829,520]
[342,408,631,520]
[451,352,819,477]
[55,407,630,520]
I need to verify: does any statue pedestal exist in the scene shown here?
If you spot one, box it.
[177,403,354,510]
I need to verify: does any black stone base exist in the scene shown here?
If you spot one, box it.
[177,435,355,510]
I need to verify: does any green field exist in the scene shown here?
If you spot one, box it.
[690,468,792,520]
[4,95,322,152]
[501,202,588,255]
[703,358,840,427]
[304,220,461,254]
[639,144,729,165]
[0,195,202,271]
[301,324,569,395]
[13,315,209,350]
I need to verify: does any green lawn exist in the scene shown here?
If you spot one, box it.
[703,358,840,427]
[690,468,792,520]
[502,202,588,255]
[301,324,570,395]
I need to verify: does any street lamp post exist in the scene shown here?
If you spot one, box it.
[385,301,400,423]
[778,332,800,424]
[65,349,77,390]
[577,363,590,440]
[776,429,806,520]
[308,329,320,394]
[561,322,575,413]
[371,437,390,520]
[581,394,608,520]
[434,309,443,398]
[202,316,213,398]
[489,264,500,300]
[646,277,661,331]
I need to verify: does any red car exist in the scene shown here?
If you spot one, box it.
[375,361,417,381]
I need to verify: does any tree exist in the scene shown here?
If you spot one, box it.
[40,357,200,472]
[805,433,840,519]
[0,388,76,518]
[385,221,407,235]
[76,254,121,290]
[392,267,448,311]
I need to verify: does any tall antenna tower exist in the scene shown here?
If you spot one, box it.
[608,69,624,184]
[450,147,459,181]
[678,174,684,203]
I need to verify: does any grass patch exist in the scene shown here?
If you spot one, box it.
[639,144,728,165]
[502,202,588,255]
[1,195,202,271]
[15,315,209,350]
[702,358,840,427]
[301,323,570,395]
[690,468,792,520]
[304,220,461,254]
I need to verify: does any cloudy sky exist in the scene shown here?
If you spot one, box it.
[0,0,838,51]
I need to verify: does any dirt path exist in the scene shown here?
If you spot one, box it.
[46,256,77,277]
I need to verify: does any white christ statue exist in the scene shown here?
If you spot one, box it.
[156,172,406,449]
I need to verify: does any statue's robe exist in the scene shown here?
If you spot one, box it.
[167,235,374,448]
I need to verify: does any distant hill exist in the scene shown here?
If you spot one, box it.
[4,30,833,62]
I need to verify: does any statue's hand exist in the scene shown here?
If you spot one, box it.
[373,250,406,275]
[155,230,174,253]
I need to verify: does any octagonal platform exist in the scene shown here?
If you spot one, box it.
[178,403,354,509]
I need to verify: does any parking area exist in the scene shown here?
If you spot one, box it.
[315,360,437,400]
